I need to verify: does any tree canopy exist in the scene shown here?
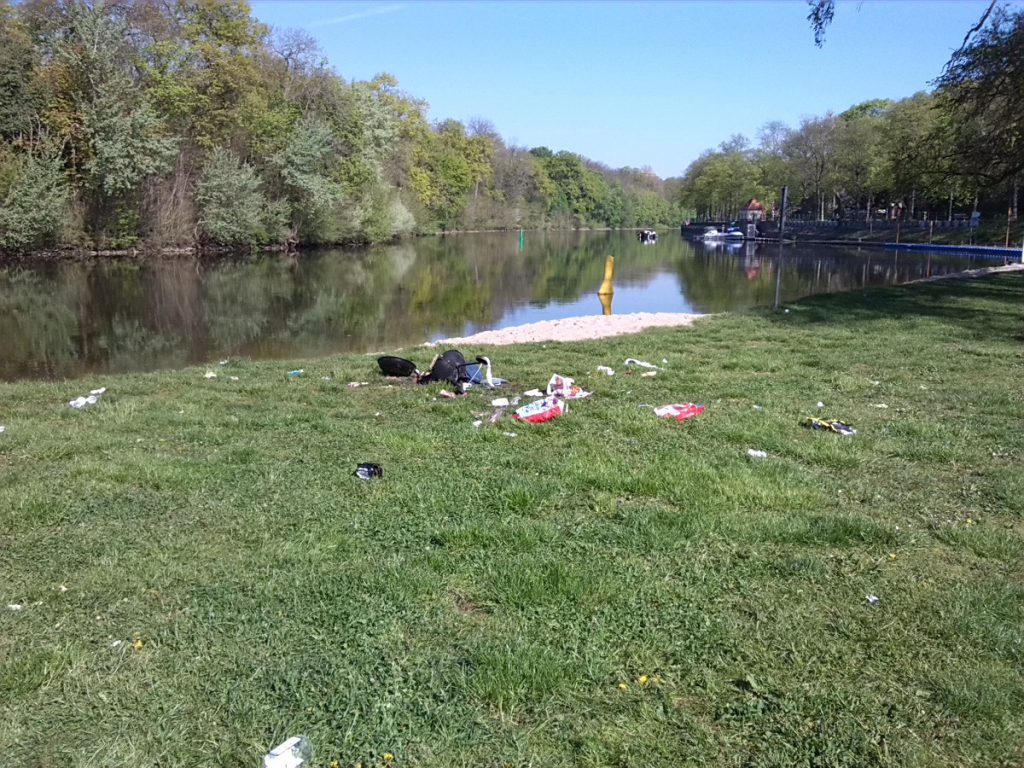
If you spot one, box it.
[0,0,683,252]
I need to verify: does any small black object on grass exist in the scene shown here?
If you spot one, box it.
[354,463,383,480]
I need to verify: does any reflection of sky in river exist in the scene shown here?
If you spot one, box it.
[451,270,695,340]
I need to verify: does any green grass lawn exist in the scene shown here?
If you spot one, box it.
[2,273,1022,768]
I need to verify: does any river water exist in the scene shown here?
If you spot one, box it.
[0,231,999,381]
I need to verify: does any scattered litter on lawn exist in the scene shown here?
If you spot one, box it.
[489,408,504,424]
[472,420,483,428]
[513,396,567,423]
[869,403,889,408]
[640,371,657,378]
[288,369,304,377]
[491,397,510,407]
[0,425,5,434]
[801,417,856,436]
[438,390,459,400]
[7,603,23,611]
[654,403,705,422]
[870,379,881,386]
[347,382,369,388]
[596,366,615,376]
[204,371,217,379]
[662,358,669,364]
[753,405,764,412]
[866,595,881,606]
[624,358,659,370]
[69,387,107,409]
[747,449,768,459]
[229,376,239,381]
[503,432,517,437]
[354,463,383,480]
[816,401,825,408]
[523,388,544,397]
[547,374,590,399]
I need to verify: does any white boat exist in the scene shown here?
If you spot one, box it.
[724,226,745,240]
[700,227,723,240]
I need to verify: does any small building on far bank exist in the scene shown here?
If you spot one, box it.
[740,198,765,223]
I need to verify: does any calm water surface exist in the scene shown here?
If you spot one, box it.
[0,231,1000,381]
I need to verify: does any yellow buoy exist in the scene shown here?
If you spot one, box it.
[598,255,615,296]
[598,255,615,315]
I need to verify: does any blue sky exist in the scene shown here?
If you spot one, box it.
[248,0,1006,178]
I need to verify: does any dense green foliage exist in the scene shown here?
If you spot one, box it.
[0,0,681,252]
[1,272,1022,765]
[682,3,1023,226]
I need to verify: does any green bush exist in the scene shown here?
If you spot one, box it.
[0,150,69,250]
[195,148,283,246]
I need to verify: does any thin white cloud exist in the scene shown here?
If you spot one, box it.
[309,4,407,28]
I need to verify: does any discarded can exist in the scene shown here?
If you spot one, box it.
[263,735,313,768]
[354,463,384,480]
[288,369,305,377]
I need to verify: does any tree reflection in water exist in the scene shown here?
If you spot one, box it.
[0,232,989,380]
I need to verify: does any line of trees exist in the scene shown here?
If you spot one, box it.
[0,0,683,253]
[680,3,1023,227]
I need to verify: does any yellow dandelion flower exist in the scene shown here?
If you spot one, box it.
[617,682,629,691]
[383,753,394,762]
[329,762,341,768]
[638,675,650,685]
[132,638,144,651]
[965,518,975,525]
[888,553,897,560]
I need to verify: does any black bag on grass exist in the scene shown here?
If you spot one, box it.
[377,356,418,377]
[417,349,466,385]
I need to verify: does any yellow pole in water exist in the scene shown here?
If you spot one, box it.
[598,255,615,315]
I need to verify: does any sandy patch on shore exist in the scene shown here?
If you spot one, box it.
[425,312,706,347]
[422,262,1023,348]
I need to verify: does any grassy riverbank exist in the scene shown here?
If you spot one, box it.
[2,273,1022,767]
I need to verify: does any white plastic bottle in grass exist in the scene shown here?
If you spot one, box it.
[263,736,312,768]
